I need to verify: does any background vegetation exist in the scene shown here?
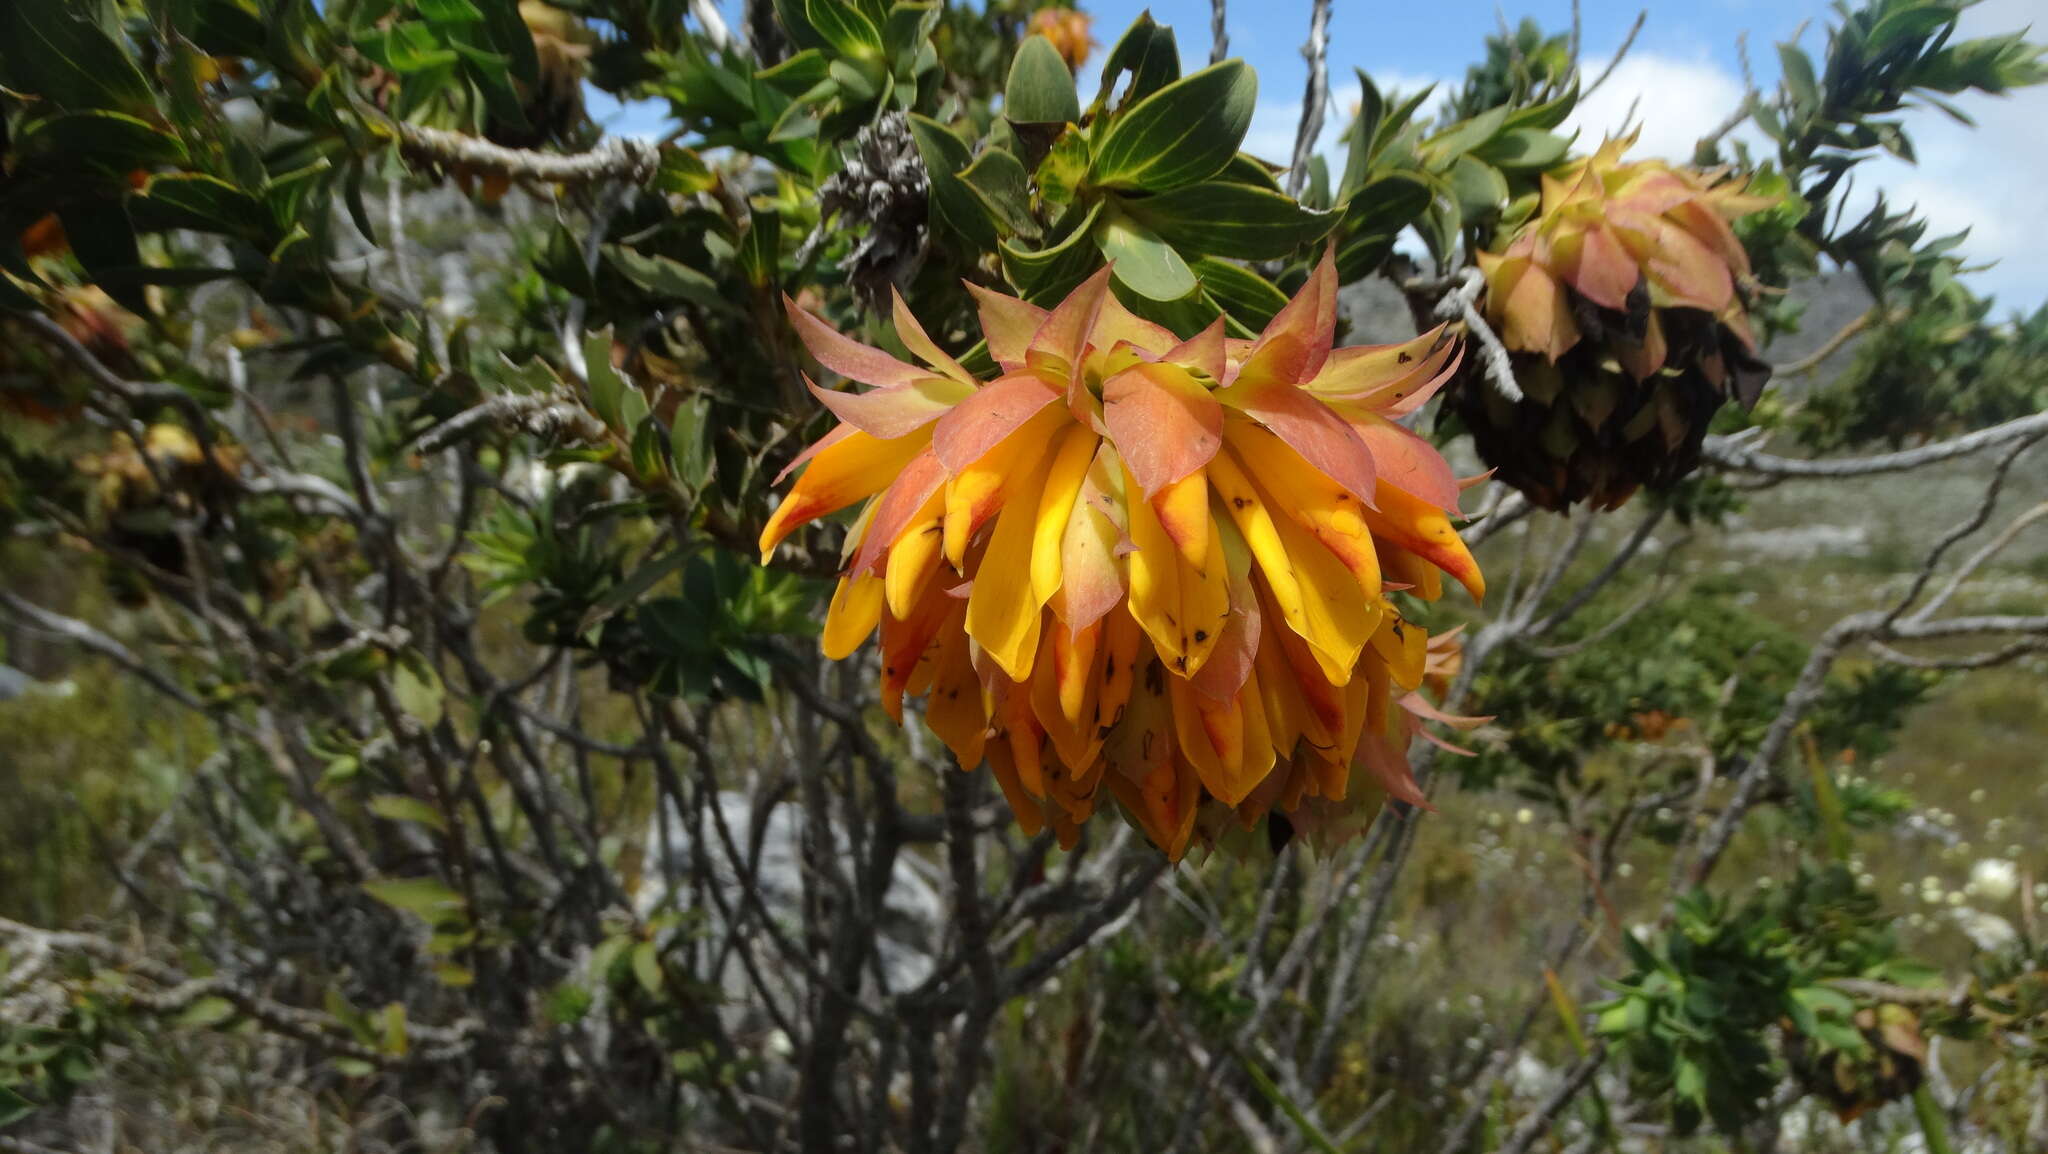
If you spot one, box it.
[1,1,2044,1151]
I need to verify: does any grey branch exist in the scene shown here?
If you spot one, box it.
[1582,12,1646,96]
[1284,0,1332,198]
[1702,411,2048,478]
[1210,0,1229,65]
[1434,268,1524,403]
[397,124,661,187]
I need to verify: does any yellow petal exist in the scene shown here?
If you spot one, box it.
[1359,482,1485,602]
[1030,426,1101,606]
[884,487,948,619]
[925,604,988,768]
[1125,464,1230,680]
[1056,618,1102,728]
[1151,468,1211,573]
[1207,446,1307,637]
[821,570,884,659]
[760,428,929,560]
[1227,424,1380,599]
[964,442,1060,681]
[1369,612,1428,691]
[942,405,1064,569]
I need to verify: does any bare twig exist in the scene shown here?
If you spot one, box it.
[1702,411,2048,478]
[396,124,661,187]
[1583,12,1646,96]
[1285,0,1332,197]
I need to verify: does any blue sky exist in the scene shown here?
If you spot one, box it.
[593,0,2048,312]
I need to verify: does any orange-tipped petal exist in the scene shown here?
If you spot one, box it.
[931,374,1060,472]
[891,288,974,384]
[1101,361,1223,497]
[759,429,929,560]
[1150,469,1211,574]
[967,281,1049,370]
[1359,482,1485,602]
[785,296,927,388]
[855,449,947,578]
[1349,412,1461,512]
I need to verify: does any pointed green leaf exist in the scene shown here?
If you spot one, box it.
[958,147,1039,239]
[1006,34,1080,124]
[1094,210,1195,301]
[1119,182,1337,260]
[1090,61,1258,192]
[369,794,451,833]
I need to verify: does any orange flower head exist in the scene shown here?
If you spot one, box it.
[1028,7,1094,70]
[763,256,1486,858]
[1460,132,1781,510]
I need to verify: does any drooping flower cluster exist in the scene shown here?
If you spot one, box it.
[762,257,1484,858]
[1460,132,1778,510]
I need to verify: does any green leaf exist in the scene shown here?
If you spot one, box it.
[1779,43,1819,117]
[0,0,153,114]
[882,2,939,64]
[669,395,712,490]
[1424,104,1512,167]
[0,1083,31,1127]
[910,114,997,249]
[1094,210,1195,301]
[740,206,782,288]
[363,21,461,73]
[417,0,483,23]
[605,245,731,313]
[1090,12,1179,117]
[473,0,540,86]
[653,147,717,196]
[14,111,188,175]
[1000,202,1104,303]
[1006,35,1080,124]
[381,1002,409,1057]
[958,148,1039,239]
[176,996,239,1028]
[1448,155,1508,220]
[1090,61,1258,192]
[1036,128,1091,206]
[1119,182,1337,260]
[583,328,627,428]
[1192,257,1288,331]
[1336,171,1434,280]
[805,0,883,60]
[369,794,450,833]
[631,940,665,994]
[130,173,268,238]
[392,659,445,723]
[1469,127,1571,172]
[1338,69,1384,198]
[641,597,712,657]
[363,877,465,920]
[582,548,690,633]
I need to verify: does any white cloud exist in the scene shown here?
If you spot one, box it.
[1565,45,2048,311]
[1565,52,1756,163]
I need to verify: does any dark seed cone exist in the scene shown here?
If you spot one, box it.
[1450,287,1771,511]
[1463,134,1780,510]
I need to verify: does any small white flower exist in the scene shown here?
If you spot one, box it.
[1515,808,1534,825]
[765,1029,794,1058]
[1950,909,2017,952]
[1968,859,2018,903]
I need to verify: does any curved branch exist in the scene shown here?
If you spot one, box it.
[396,124,661,187]
[1702,411,2048,478]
